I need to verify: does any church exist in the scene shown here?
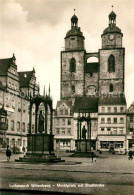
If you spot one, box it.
[54,10,127,151]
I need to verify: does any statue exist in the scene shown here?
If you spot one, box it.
[38,111,44,133]
[82,125,87,139]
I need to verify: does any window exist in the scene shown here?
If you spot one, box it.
[130,128,133,132]
[129,115,133,122]
[101,128,104,131]
[120,117,124,124]
[60,109,63,115]
[119,128,124,134]
[11,138,15,145]
[109,84,113,92]
[22,122,25,132]
[101,118,105,124]
[12,99,15,109]
[68,119,71,125]
[17,121,20,131]
[120,107,124,112]
[107,118,111,124]
[70,58,76,72]
[65,109,68,115]
[61,129,65,135]
[90,72,93,77]
[107,128,111,131]
[32,124,34,133]
[11,120,14,130]
[114,107,117,113]
[101,107,105,112]
[27,123,29,133]
[56,119,60,126]
[113,118,117,123]
[56,128,60,135]
[113,128,117,134]
[18,102,21,112]
[67,129,71,135]
[17,139,21,146]
[62,119,65,126]
[71,85,75,94]
[107,107,111,112]
[108,54,115,72]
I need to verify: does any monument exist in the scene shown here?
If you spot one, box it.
[16,92,64,163]
[72,110,92,157]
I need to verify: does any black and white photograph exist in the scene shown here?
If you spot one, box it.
[0,0,134,194]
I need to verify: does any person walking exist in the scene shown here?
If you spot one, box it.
[6,145,11,162]
[91,151,94,163]
[128,149,133,160]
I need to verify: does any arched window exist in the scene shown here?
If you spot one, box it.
[70,58,76,72]
[71,85,75,94]
[108,55,115,72]
[110,84,113,92]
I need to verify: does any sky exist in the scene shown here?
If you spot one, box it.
[0,0,134,108]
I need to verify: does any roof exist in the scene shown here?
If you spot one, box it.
[18,71,33,88]
[109,11,116,17]
[103,25,122,34]
[85,63,99,73]
[65,27,84,38]
[56,100,73,109]
[73,96,99,113]
[127,101,134,113]
[0,58,12,75]
[99,94,126,105]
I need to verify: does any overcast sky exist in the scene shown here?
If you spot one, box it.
[0,0,134,108]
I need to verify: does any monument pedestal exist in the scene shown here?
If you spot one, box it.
[71,139,92,157]
[16,134,65,163]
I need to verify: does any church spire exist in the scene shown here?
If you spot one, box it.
[71,9,78,28]
[109,6,116,26]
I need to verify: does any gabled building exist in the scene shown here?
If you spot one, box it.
[0,54,39,150]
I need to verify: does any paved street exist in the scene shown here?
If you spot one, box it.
[0,152,134,195]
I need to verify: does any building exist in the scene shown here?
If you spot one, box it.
[0,54,38,151]
[55,10,127,151]
[126,102,134,150]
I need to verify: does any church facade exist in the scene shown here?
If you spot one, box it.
[55,11,128,151]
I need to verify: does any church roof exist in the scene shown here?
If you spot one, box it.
[85,63,99,73]
[73,96,99,113]
[65,27,84,38]
[18,71,33,88]
[103,25,122,34]
[99,94,126,105]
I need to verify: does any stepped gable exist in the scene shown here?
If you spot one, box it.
[73,96,99,113]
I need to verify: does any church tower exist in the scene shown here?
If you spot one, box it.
[61,12,85,100]
[99,10,125,94]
